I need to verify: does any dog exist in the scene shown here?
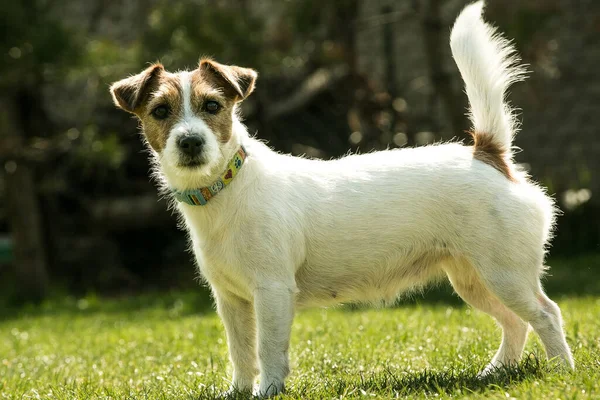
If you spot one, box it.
[110,1,574,396]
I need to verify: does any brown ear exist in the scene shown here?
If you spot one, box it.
[110,64,164,113]
[199,59,257,101]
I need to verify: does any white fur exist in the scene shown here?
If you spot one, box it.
[151,2,573,396]
[181,71,194,117]
[450,1,526,154]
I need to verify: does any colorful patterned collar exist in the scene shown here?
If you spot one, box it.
[171,146,247,206]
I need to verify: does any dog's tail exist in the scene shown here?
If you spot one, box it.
[450,1,526,175]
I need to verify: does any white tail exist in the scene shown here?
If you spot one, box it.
[450,1,526,155]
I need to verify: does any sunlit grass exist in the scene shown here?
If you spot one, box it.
[1,256,599,399]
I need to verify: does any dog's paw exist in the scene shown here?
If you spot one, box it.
[477,361,520,379]
[477,363,499,379]
[255,380,285,398]
[219,386,254,399]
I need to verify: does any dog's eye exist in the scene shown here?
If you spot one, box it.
[204,101,220,114]
[151,105,169,120]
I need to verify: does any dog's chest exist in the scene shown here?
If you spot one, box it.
[194,238,253,299]
[184,210,254,299]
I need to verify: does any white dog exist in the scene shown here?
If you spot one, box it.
[110,1,574,396]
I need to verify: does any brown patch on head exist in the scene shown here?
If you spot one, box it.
[110,59,257,150]
[189,70,236,144]
[110,64,183,152]
[470,130,517,182]
[141,74,183,152]
[199,58,257,101]
[186,59,258,144]
[110,64,164,112]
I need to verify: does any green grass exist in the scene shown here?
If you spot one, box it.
[1,257,600,399]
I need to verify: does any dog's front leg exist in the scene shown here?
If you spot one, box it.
[215,291,258,393]
[254,281,295,397]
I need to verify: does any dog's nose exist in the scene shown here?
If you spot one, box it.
[178,135,204,157]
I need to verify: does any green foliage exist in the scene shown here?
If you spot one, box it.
[0,0,81,88]
[73,127,127,173]
[507,8,557,52]
[141,1,265,70]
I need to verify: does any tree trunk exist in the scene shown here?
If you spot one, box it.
[0,98,49,302]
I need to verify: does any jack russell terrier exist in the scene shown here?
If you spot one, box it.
[110,1,574,396]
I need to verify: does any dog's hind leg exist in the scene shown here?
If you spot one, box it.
[470,255,574,370]
[443,259,529,374]
[531,291,573,364]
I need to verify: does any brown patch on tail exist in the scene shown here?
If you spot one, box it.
[470,131,517,182]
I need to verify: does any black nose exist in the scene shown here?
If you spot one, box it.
[178,136,204,157]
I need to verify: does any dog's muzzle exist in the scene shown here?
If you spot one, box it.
[178,135,204,158]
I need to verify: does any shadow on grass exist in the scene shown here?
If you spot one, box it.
[193,354,550,399]
[326,355,547,398]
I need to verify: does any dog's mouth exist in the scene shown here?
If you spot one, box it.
[177,155,206,169]
[178,160,203,168]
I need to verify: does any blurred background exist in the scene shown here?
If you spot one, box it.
[1,0,598,304]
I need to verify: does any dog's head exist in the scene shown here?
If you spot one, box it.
[110,59,257,189]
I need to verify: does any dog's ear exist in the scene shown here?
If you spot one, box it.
[110,63,164,114]
[199,59,257,102]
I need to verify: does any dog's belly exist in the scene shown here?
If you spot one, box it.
[294,246,449,307]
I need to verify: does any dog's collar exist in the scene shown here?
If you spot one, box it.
[171,146,247,206]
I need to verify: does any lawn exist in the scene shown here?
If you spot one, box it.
[1,256,599,399]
